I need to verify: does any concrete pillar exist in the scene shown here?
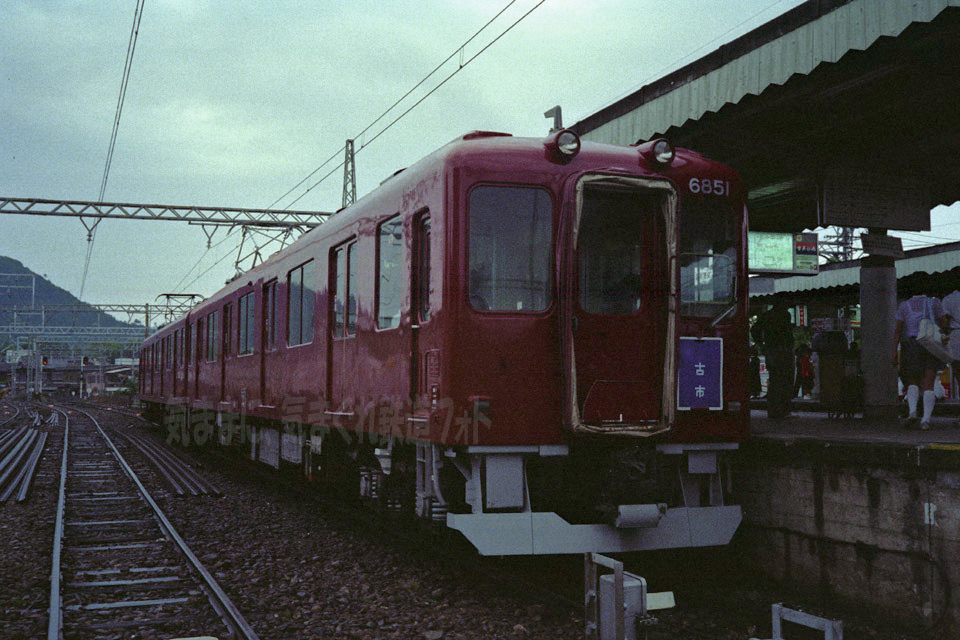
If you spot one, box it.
[860,254,898,419]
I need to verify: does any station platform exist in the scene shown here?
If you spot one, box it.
[750,404,960,447]
[737,404,960,634]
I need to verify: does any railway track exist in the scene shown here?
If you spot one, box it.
[46,404,259,640]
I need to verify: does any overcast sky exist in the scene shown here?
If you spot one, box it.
[2,0,958,310]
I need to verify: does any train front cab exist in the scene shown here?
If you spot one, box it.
[440,146,747,555]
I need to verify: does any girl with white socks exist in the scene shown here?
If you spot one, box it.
[892,294,948,430]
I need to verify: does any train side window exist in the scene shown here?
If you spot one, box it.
[288,260,315,346]
[238,292,255,355]
[332,242,357,338]
[469,186,553,312]
[206,310,219,361]
[377,216,403,329]
[196,317,204,362]
[418,216,431,322]
[347,242,357,334]
[263,280,278,351]
[185,324,192,364]
[332,246,345,337]
[223,304,233,357]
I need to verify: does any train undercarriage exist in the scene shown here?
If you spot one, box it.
[148,403,741,556]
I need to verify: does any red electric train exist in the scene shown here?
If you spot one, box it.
[140,129,749,555]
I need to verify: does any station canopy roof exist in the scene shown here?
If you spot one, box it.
[750,240,960,300]
[573,0,960,232]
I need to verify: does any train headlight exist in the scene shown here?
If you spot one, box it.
[544,129,581,163]
[652,139,674,165]
[557,130,580,156]
[635,137,675,168]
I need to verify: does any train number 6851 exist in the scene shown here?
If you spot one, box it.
[689,178,730,196]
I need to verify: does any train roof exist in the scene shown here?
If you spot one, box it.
[143,131,731,347]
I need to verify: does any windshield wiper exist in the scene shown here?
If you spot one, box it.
[710,302,737,328]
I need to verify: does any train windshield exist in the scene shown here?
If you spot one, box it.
[468,186,553,312]
[578,187,662,315]
[679,198,738,318]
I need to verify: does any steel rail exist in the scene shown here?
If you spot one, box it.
[15,432,48,502]
[127,431,220,495]
[47,407,69,640]
[0,402,20,427]
[69,406,260,640]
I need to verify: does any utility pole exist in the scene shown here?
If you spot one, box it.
[342,139,356,209]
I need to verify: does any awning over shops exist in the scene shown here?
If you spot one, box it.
[750,241,960,299]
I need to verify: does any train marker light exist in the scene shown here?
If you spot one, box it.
[636,138,675,168]
[544,129,581,163]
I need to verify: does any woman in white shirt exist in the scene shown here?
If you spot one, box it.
[892,295,947,429]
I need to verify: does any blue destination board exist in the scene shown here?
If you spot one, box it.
[677,337,723,410]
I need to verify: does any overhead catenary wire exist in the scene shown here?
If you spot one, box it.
[78,0,146,303]
[278,0,544,210]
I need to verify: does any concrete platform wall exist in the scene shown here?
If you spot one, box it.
[736,439,960,637]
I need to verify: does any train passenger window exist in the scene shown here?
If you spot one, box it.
[196,318,204,361]
[469,186,552,312]
[578,187,659,315]
[333,247,346,336]
[679,199,737,318]
[238,292,255,355]
[263,281,278,351]
[223,304,233,357]
[418,216,431,322]
[347,243,357,333]
[332,242,357,337]
[185,324,192,364]
[206,310,219,361]
[287,260,316,346]
[378,217,402,329]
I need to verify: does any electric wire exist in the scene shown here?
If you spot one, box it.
[171,227,242,293]
[282,0,546,209]
[273,0,520,210]
[78,0,146,303]
[178,235,247,294]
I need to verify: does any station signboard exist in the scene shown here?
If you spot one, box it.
[820,169,929,231]
[748,231,819,275]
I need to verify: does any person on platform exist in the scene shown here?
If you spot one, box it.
[752,299,794,418]
[892,294,948,430]
[794,344,815,399]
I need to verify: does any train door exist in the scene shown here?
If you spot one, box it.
[409,213,433,416]
[564,175,676,429]
[327,241,357,414]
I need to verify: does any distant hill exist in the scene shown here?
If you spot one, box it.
[0,256,135,332]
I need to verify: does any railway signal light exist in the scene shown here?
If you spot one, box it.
[42,356,48,366]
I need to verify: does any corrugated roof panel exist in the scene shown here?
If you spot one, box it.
[582,0,958,145]
[749,245,960,296]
